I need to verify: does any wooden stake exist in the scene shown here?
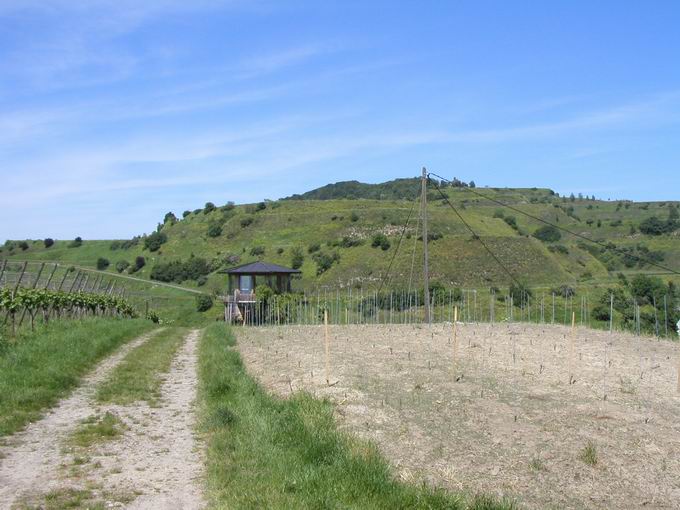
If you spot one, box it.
[569,311,576,384]
[324,309,331,385]
[452,306,459,379]
[677,342,680,394]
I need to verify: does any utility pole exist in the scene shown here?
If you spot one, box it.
[421,167,431,324]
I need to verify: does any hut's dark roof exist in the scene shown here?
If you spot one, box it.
[225,261,301,275]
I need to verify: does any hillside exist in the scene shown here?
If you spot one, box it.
[3,179,680,296]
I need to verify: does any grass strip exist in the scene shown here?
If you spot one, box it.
[198,323,515,509]
[68,411,126,448]
[95,327,187,405]
[0,318,153,437]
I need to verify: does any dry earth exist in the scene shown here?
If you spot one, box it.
[0,329,205,510]
[238,323,680,510]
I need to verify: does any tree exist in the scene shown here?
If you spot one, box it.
[240,217,254,228]
[533,225,562,243]
[144,231,167,252]
[182,210,191,218]
[69,236,83,248]
[43,238,54,248]
[96,257,110,270]
[291,247,304,270]
[18,241,29,251]
[256,201,267,211]
[469,180,476,188]
[350,212,359,222]
[203,202,216,214]
[164,212,177,224]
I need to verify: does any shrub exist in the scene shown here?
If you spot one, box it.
[548,244,569,255]
[371,234,391,251]
[43,238,54,248]
[313,251,340,275]
[639,216,678,236]
[110,240,121,250]
[503,216,518,229]
[276,247,285,255]
[164,212,177,224]
[197,276,208,286]
[350,212,359,222]
[533,225,562,242]
[96,257,110,270]
[509,282,533,305]
[196,294,214,312]
[291,248,304,270]
[339,236,363,248]
[144,231,167,252]
[207,223,223,238]
[250,246,265,257]
[129,256,146,273]
[115,260,130,273]
[240,217,254,228]
[204,202,216,214]
[307,243,321,254]
[493,209,505,219]
[150,257,211,283]
[69,237,83,248]
[256,201,266,211]
[193,208,202,215]
[183,210,191,218]
[221,201,235,212]
[18,241,29,251]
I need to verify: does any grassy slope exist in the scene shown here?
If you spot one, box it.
[4,186,679,292]
[198,323,513,509]
[0,318,153,437]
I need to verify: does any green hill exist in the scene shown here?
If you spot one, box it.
[4,179,680,296]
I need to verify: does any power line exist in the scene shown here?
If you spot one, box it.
[429,179,523,287]
[378,189,419,296]
[429,172,680,277]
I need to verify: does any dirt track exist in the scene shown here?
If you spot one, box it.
[238,323,680,509]
[0,328,204,509]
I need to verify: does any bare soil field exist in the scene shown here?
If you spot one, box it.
[238,323,680,509]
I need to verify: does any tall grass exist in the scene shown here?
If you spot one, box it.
[198,323,514,509]
[0,318,153,437]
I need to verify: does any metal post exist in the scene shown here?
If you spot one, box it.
[421,167,431,324]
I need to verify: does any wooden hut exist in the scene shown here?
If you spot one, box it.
[223,261,301,322]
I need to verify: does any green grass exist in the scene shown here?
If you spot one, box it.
[68,411,126,448]
[0,318,153,437]
[198,323,515,509]
[95,327,187,405]
[580,441,598,466]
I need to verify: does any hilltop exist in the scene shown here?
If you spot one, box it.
[3,178,680,295]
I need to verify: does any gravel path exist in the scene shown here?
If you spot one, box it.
[0,328,205,509]
[0,329,162,508]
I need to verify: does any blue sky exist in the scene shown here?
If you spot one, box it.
[2,1,680,241]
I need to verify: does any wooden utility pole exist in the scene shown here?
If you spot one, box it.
[421,167,431,324]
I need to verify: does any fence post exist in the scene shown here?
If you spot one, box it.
[452,306,459,379]
[324,309,331,385]
[0,259,7,285]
